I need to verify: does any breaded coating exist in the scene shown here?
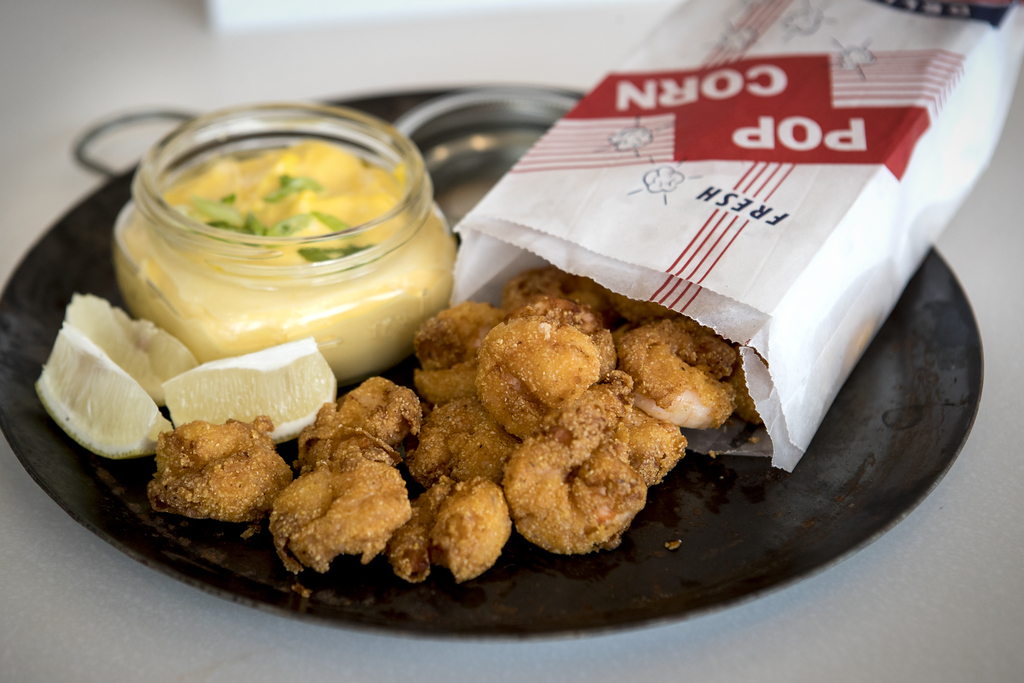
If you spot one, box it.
[504,438,645,555]
[607,295,739,378]
[296,377,420,472]
[387,476,511,583]
[605,291,677,323]
[387,478,452,583]
[148,416,292,523]
[543,370,633,457]
[269,455,412,573]
[728,362,763,425]
[615,407,687,486]
[507,296,616,379]
[502,376,646,555]
[334,376,421,446]
[502,266,617,326]
[431,478,511,583]
[406,397,519,487]
[476,315,603,438]
[414,301,505,371]
[678,317,740,380]
[297,428,397,474]
[412,301,505,406]
[413,360,478,406]
[617,319,736,429]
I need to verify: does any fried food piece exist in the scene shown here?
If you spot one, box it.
[413,301,505,406]
[414,361,478,406]
[615,407,687,486]
[502,374,647,554]
[148,416,292,523]
[544,370,633,455]
[476,314,603,438]
[414,301,506,371]
[387,476,512,584]
[334,376,422,446]
[406,397,519,487]
[387,478,450,583]
[432,477,511,583]
[298,428,398,473]
[678,317,740,380]
[728,362,763,425]
[296,377,420,472]
[617,319,736,429]
[502,266,617,326]
[606,291,677,323]
[507,296,616,379]
[269,455,412,573]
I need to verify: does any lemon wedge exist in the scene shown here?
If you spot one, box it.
[36,323,172,458]
[64,293,198,406]
[162,337,337,443]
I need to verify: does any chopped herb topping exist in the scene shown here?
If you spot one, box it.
[244,212,267,236]
[192,195,243,229]
[264,175,324,203]
[298,245,368,262]
[310,211,350,233]
[267,214,313,237]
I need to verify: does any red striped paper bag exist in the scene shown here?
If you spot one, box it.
[453,0,1024,470]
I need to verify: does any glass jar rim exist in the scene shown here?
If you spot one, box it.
[131,101,432,265]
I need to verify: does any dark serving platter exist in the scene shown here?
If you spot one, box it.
[0,91,982,638]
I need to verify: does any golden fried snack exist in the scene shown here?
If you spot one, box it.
[298,429,398,474]
[413,361,478,406]
[605,291,678,323]
[296,377,420,472]
[269,455,412,573]
[386,478,451,583]
[678,316,740,380]
[476,315,603,438]
[501,266,617,326]
[334,376,422,446]
[507,296,616,379]
[387,476,511,583]
[406,397,519,487]
[615,407,687,486]
[412,301,505,406]
[727,362,763,425]
[617,319,736,429]
[543,370,633,456]
[502,375,646,554]
[147,416,292,523]
[415,301,506,370]
[431,477,511,583]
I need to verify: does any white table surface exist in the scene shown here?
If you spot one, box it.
[2,1,1023,681]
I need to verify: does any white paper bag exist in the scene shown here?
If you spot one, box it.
[454,0,1024,471]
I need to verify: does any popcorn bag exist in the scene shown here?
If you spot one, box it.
[453,0,1024,470]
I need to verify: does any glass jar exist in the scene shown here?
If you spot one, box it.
[113,103,456,385]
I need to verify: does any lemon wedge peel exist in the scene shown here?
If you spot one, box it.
[161,337,337,443]
[64,293,198,406]
[36,323,172,459]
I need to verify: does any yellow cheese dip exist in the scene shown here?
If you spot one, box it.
[113,104,456,384]
[164,140,406,250]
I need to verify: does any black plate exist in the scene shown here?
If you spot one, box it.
[0,92,982,638]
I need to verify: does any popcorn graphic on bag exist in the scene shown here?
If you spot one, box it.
[643,166,685,193]
[609,126,654,151]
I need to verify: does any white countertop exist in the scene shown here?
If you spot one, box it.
[2,1,1023,681]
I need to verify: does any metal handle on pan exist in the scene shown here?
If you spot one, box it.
[72,110,194,178]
